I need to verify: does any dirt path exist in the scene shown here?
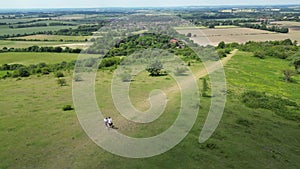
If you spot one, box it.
[166,49,238,93]
[136,49,238,111]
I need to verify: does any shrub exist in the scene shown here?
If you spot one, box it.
[253,51,266,59]
[206,143,217,150]
[174,66,188,76]
[236,118,253,127]
[55,72,64,78]
[241,91,300,121]
[99,57,121,69]
[57,78,67,86]
[282,69,296,82]
[119,72,132,82]
[17,67,30,77]
[62,105,73,111]
[74,74,83,82]
[41,67,50,75]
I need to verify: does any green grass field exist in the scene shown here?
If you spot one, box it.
[0,51,299,168]
[9,35,91,41]
[0,18,47,24]
[226,51,300,103]
[0,40,73,49]
[0,52,79,65]
[0,25,77,36]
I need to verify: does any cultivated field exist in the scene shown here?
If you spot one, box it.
[176,27,300,46]
[271,21,300,30]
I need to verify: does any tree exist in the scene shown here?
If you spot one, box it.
[283,69,296,82]
[208,24,215,29]
[55,72,64,78]
[146,60,164,76]
[16,67,30,77]
[217,41,226,49]
[290,52,300,73]
[202,78,209,97]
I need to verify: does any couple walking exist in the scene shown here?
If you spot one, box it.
[104,117,114,128]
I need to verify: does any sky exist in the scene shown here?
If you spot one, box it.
[1,0,300,8]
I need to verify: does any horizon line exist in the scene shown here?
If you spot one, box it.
[0,4,300,10]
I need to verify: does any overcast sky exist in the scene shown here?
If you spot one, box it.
[1,0,300,8]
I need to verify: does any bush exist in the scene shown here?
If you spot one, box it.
[55,72,64,78]
[99,57,121,69]
[282,69,296,82]
[74,74,83,82]
[253,51,266,59]
[57,78,67,86]
[41,67,50,75]
[17,67,30,77]
[119,72,132,82]
[62,105,73,111]
[241,91,300,121]
[236,118,253,127]
[174,66,188,76]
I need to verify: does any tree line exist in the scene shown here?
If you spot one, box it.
[9,22,77,29]
[0,23,106,39]
[1,46,82,53]
[0,61,76,78]
[240,23,289,33]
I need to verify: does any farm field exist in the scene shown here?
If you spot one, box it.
[51,14,99,20]
[0,51,299,168]
[176,27,300,46]
[271,21,300,30]
[54,42,93,49]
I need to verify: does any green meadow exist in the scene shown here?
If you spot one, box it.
[0,52,79,65]
[0,40,72,49]
[0,25,77,36]
[0,51,299,168]
[9,35,91,41]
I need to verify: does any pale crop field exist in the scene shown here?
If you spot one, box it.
[176,27,300,46]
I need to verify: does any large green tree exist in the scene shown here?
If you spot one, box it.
[146,60,164,76]
[290,52,300,73]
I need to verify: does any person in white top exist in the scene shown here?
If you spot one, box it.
[108,117,113,128]
[104,117,108,127]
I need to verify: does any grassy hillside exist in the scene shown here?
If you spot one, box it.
[0,51,299,169]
